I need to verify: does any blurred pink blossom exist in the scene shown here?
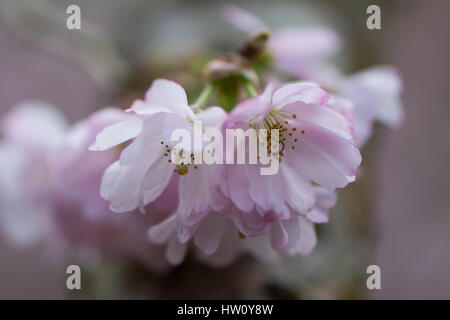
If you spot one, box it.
[336,66,404,147]
[222,4,342,85]
[0,102,169,271]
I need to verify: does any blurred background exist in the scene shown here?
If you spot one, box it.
[0,0,449,299]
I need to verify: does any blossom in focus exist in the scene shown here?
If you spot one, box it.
[223,82,360,212]
[91,79,230,263]
[220,82,360,253]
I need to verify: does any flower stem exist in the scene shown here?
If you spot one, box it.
[192,83,214,110]
[241,78,259,98]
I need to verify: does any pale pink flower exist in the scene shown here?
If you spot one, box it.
[336,66,404,147]
[222,5,342,84]
[91,79,227,215]
[91,79,229,261]
[212,82,360,257]
[223,82,361,216]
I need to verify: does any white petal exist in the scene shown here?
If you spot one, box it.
[129,79,195,120]
[100,161,122,200]
[105,160,155,213]
[289,216,317,255]
[195,106,227,129]
[141,156,173,206]
[89,116,143,151]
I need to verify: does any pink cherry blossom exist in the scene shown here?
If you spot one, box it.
[191,81,360,260]
[91,79,227,216]
[222,82,361,217]
[90,79,230,261]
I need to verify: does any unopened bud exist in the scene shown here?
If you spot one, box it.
[240,29,271,60]
[203,54,259,85]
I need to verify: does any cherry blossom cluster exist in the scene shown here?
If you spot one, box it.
[0,6,402,269]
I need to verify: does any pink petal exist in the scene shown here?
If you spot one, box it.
[279,161,316,214]
[326,95,354,124]
[119,114,168,166]
[140,156,173,208]
[230,208,268,237]
[272,82,330,108]
[147,214,177,245]
[100,161,122,200]
[226,165,254,212]
[270,221,289,252]
[281,217,301,251]
[177,165,227,227]
[193,214,231,255]
[295,121,361,189]
[290,216,317,255]
[166,235,188,265]
[284,102,352,140]
[306,187,337,223]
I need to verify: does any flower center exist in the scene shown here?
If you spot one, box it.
[160,141,198,176]
[251,110,303,162]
